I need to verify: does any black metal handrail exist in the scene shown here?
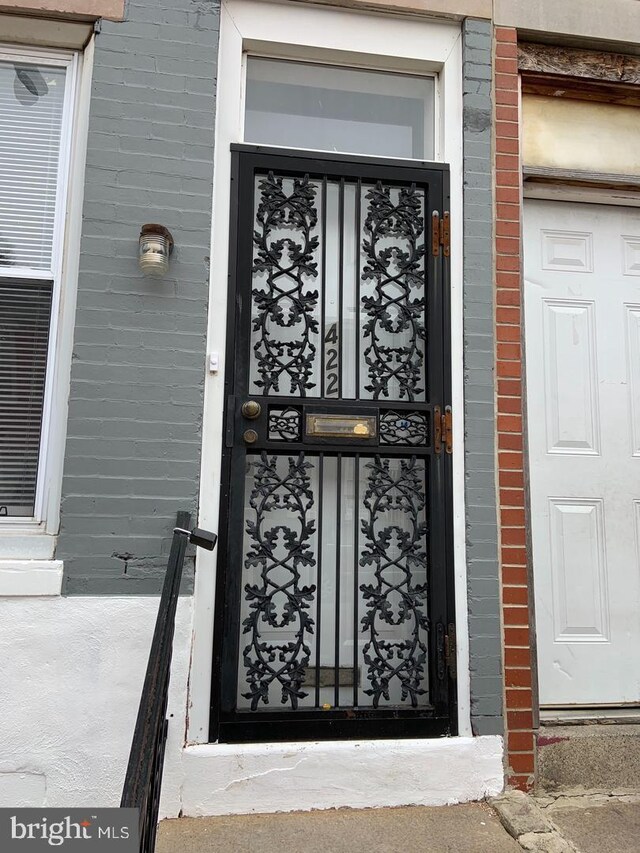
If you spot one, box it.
[121,510,217,853]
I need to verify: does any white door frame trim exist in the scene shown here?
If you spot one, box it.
[187,0,469,742]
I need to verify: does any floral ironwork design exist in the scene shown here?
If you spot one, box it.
[251,172,320,396]
[242,452,317,710]
[379,411,428,446]
[268,406,302,442]
[359,456,429,707]
[361,183,426,401]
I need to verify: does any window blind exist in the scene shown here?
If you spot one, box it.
[0,54,68,520]
[0,60,66,272]
[0,279,53,517]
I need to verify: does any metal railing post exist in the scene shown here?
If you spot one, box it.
[121,511,216,852]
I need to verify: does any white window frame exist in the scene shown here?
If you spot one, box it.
[189,0,470,743]
[241,54,439,162]
[0,41,90,563]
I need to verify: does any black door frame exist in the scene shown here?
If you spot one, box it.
[210,145,456,743]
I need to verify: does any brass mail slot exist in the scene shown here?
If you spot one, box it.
[306,414,377,439]
[303,666,360,688]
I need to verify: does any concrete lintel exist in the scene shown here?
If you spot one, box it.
[0,0,124,21]
[495,0,640,52]
[0,11,93,46]
[282,0,492,22]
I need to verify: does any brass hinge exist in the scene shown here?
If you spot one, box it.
[433,405,442,453]
[445,623,457,679]
[432,211,440,257]
[443,405,453,454]
[441,211,450,258]
[434,405,452,454]
[432,211,451,257]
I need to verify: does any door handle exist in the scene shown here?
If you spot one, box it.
[241,400,262,419]
[243,429,258,444]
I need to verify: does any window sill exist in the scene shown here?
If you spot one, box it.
[0,528,56,560]
[0,560,63,596]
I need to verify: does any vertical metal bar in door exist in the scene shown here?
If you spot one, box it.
[334,452,342,708]
[353,453,360,707]
[338,178,345,398]
[314,453,324,708]
[355,179,361,401]
[321,177,327,397]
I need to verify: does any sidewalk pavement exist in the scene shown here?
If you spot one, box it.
[157,803,522,853]
[535,791,640,853]
[493,788,640,853]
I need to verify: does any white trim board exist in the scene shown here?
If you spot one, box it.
[0,561,63,596]
[188,0,468,742]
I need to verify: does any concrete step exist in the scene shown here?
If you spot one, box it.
[156,804,522,853]
[537,723,640,791]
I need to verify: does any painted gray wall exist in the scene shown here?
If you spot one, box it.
[462,19,503,736]
[58,0,220,593]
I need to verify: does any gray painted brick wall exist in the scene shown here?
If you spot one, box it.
[462,19,503,736]
[58,0,220,594]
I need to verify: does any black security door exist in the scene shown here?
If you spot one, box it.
[211,146,455,743]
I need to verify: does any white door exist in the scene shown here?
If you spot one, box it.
[525,199,640,706]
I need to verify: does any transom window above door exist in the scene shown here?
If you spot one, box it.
[244,57,436,160]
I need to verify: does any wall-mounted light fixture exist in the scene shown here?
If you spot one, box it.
[138,224,174,277]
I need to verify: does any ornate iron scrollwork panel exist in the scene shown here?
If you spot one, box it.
[359,455,429,708]
[360,183,427,402]
[250,173,320,397]
[240,452,317,710]
[379,411,429,446]
[249,172,428,403]
[268,406,302,442]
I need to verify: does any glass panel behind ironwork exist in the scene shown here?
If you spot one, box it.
[237,451,430,711]
[249,172,428,402]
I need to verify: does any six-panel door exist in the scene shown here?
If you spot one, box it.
[525,199,640,707]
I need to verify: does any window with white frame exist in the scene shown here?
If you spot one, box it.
[0,47,77,521]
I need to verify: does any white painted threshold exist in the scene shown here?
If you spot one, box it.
[177,736,504,816]
[0,560,63,596]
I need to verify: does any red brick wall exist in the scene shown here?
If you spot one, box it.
[494,26,536,791]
